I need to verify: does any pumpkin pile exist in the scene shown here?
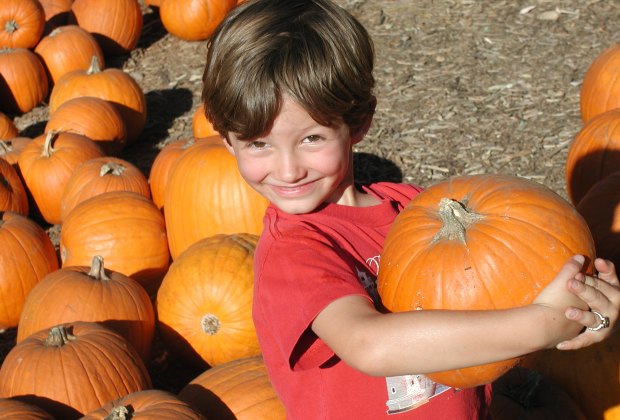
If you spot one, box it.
[0,1,283,418]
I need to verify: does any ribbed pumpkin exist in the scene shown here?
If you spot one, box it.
[46,96,126,156]
[0,322,152,419]
[192,104,217,139]
[69,0,143,56]
[565,108,620,206]
[49,56,146,144]
[34,25,105,86]
[377,174,595,389]
[156,233,261,368]
[0,212,59,330]
[0,158,27,215]
[60,190,169,295]
[0,0,45,49]
[0,112,17,139]
[60,156,149,222]
[580,44,620,123]
[81,389,205,420]
[17,131,104,225]
[159,0,237,41]
[0,48,48,115]
[0,397,54,419]
[179,356,285,419]
[0,137,30,166]
[17,255,155,363]
[39,0,74,34]
[164,137,268,259]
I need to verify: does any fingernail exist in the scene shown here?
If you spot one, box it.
[573,255,585,264]
[556,342,567,350]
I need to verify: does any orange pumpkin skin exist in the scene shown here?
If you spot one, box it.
[580,44,620,123]
[70,0,143,56]
[0,0,45,49]
[0,212,59,330]
[81,389,205,419]
[60,191,170,295]
[34,25,105,86]
[0,112,17,140]
[0,158,27,215]
[0,137,31,166]
[0,48,48,115]
[0,397,54,419]
[17,255,155,363]
[39,0,74,34]
[377,174,595,389]
[565,108,620,206]
[60,156,149,222]
[160,0,237,41]
[192,104,218,139]
[156,233,261,368]
[164,137,268,259]
[17,131,104,225]
[179,356,285,419]
[0,322,152,419]
[49,56,146,144]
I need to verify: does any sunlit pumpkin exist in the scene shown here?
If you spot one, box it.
[159,0,237,41]
[0,48,48,115]
[0,0,45,49]
[580,43,620,123]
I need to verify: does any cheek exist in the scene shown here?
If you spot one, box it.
[236,158,266,184]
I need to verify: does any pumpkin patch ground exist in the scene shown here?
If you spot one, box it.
[1,0,619,400]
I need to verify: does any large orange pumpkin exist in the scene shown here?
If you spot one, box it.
[0,322,152,419]
[179,356,285,419]
[17,255,155,363]
[580,44,620,123]
[159,0,237,41]
[0,397,54,419]
[0,212,59,330]
[164,137,268,259]
[0,48,48,115]
[39,0,74,35]
[0,0,45,49]
[0,157,28,215]
[377,174,595,389]
[156,233,261,368]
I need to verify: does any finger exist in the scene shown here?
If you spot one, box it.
[556,333,595,350]
[594,258,619,284]
[567,278,609,307]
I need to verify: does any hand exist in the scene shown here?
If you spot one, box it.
[556,258,620,350]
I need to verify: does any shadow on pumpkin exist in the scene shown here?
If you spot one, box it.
[156,321,210,371]
[0,76,24,117]
[10,394,81,420]
[178,383,236,419]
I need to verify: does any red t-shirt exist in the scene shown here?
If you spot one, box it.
[253,182,491,419]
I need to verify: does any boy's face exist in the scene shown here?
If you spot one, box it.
[224,96,358,215]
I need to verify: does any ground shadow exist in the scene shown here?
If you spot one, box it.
[354,152,403,184]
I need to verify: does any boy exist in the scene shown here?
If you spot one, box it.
[201,0,620,418]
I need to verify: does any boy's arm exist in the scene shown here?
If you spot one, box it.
[312,256,620,378]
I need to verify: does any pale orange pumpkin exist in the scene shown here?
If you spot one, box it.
[580,44,620,123]
[192,103,218,139]
[377,174,595,389]
[0,48,49,115]
[34,25,105,86]
[0,157,28,215]
[0,397,54,419]
[39,0,74,34]
[0,112,17,140]
[0,0,45,49]
[0,212,59,331]
[164,137,268,259]
[70,0,143,56]
[156,233,261,368]
[0,322,152,419]
[46,96,126,155]
[17,255,155,363]
[179,356,285,419]
[49,56,147,144]
[160,0,237,41]
[17,131,104,225]
[60,190,170,295]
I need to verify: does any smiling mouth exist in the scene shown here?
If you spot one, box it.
[270,181,315,196]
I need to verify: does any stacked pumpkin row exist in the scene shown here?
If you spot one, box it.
[0,0,284,418]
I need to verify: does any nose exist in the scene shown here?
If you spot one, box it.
[274,150,306,183]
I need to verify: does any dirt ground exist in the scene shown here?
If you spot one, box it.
[3,0,620,396]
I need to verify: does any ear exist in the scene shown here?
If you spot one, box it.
[351,96,377,145]
[221,135,236,156]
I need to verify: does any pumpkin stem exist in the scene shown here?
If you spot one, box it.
[100,162,126,177]
[88,255,111,281]
[433,198,483,243]
[87,55,103,74]
[4,21,18,35]
[104,406,130,420]
[0,140,11,155]
[45,325,76,347]
[201,313,221,335]
[41,131,59,158]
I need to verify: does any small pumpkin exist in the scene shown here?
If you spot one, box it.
[580,43,620,123]
[0,0,45,49]
[0,47,48,115]
[0,397,54,419]
[0,157,28,215]
[192,103,218,140]
[159,0,237,41]
[377,174,595,389]
[0,112,17,140]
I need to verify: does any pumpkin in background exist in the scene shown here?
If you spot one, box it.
[164,137,268,259]
[0,212,59,331]
[0,322,152,419]
[0,137,31,166]
[17,255,155,363]
[0,48,48,115]
[60,156,149,222]
[39,0,74,35]
[580,44,620,123]
[0,0,45,49]
[565,108,620,206]
[49,56,147,144]
[46,96,126,156]
[17,131,104,225]
[192,104,218,139]
[160,0,237,41]
[377,174,595,389]
[0,112,17,139]
[0,397,54,419]
[60,190,169,295]
[156,233,261,368]
[34,25,105,86]
[81,389,205,420]
[0,158,28,215]
[576,171,620,270]
[179,356,285,419]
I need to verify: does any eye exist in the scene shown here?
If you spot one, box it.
[245,140,268,150]
[302,135,322,143]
